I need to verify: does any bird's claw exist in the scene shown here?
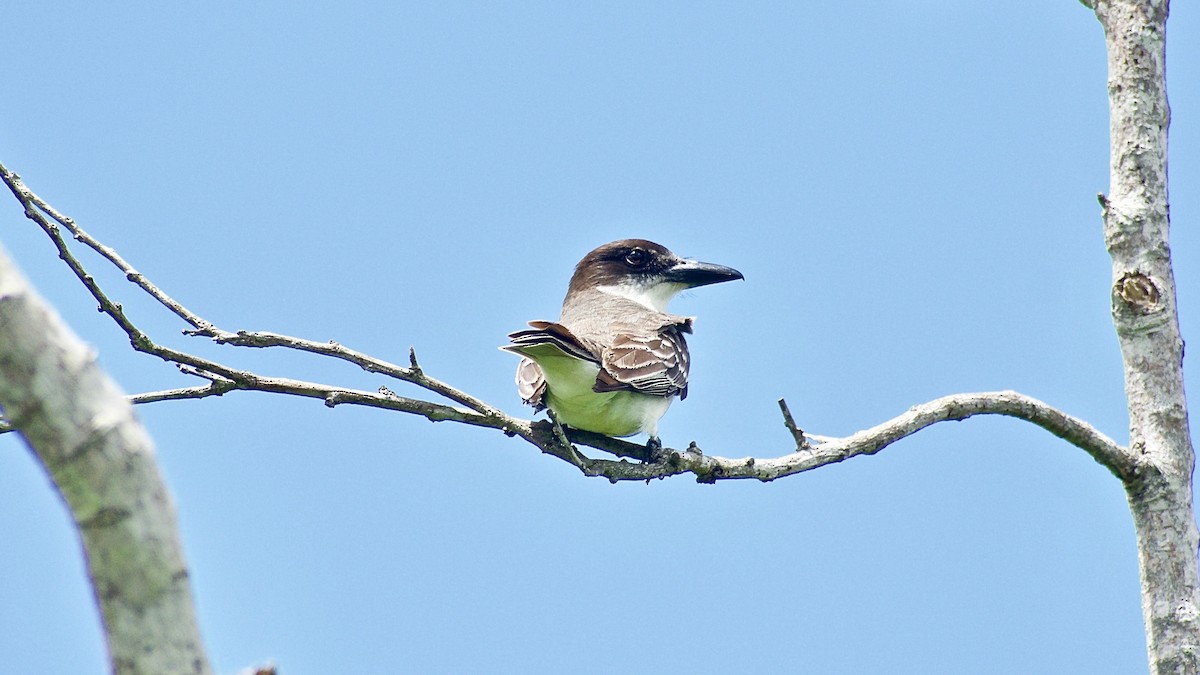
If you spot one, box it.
[645,435,665,463]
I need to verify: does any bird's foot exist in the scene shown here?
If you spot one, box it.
[645,435,665,463]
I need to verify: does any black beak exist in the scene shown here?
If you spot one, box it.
[663,258,744,288]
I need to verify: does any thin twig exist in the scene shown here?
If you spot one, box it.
[0,161,504,417]
[131,383,234,404]
[777,398,809,449]
[545,409,590,469]
[11,166,212,333]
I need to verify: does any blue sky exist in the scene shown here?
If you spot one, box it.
[2,2,1198,673]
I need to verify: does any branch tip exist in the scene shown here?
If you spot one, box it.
[777,398,809,449]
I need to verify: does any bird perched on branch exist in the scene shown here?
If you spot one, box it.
[501,239,742,445]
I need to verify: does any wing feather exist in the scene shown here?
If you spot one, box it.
[593,321,690,399]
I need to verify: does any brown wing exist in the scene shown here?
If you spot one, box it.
[593,322,691,399]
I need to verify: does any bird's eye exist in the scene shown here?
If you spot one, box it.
[624,249,647,267]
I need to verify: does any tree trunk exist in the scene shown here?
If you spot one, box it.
[1091,0,1200,671]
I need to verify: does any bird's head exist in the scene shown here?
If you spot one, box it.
[566,239,743,312]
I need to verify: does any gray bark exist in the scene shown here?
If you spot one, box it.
[1089,0,1200,672]
[0,242,211,674]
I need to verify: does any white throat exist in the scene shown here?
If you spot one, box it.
[595,281,686,313]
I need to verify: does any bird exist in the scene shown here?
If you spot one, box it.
[501,239,742,445]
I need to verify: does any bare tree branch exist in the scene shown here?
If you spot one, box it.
[562,390,1131,483]
[0,160,1136,487]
